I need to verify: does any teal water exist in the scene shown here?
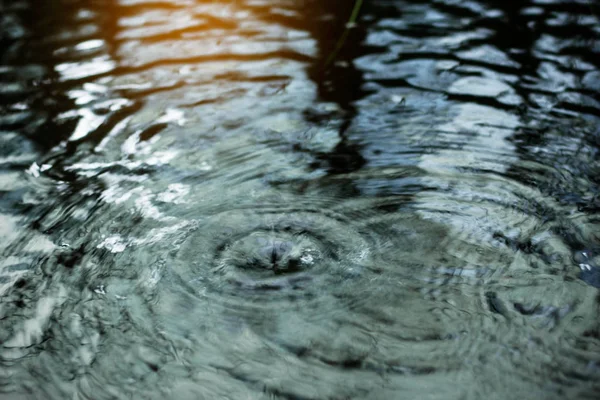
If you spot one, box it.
[1,0,599,398]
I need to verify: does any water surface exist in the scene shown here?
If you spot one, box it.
[1,0,599,399]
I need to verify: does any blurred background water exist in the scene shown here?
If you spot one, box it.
[0,0,599,398]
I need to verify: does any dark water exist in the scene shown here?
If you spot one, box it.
[1,0,599,398]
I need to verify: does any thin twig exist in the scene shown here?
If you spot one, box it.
[325,0,364,67]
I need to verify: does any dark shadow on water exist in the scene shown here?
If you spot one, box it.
[0,0,117,149]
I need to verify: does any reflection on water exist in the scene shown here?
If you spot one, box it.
[1,0,599,398]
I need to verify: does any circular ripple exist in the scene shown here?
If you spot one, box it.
[149,194,524,385]
[177,205,371,297]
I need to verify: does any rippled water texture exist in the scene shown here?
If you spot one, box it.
[1,0,600,398]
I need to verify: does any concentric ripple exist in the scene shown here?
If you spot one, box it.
[171,200,376,303]
[139,193,495,377]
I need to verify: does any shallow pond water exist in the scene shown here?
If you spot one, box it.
[1,0,599,399]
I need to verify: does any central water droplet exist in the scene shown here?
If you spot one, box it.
[224,231,319,275]
[257,237,295,268]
